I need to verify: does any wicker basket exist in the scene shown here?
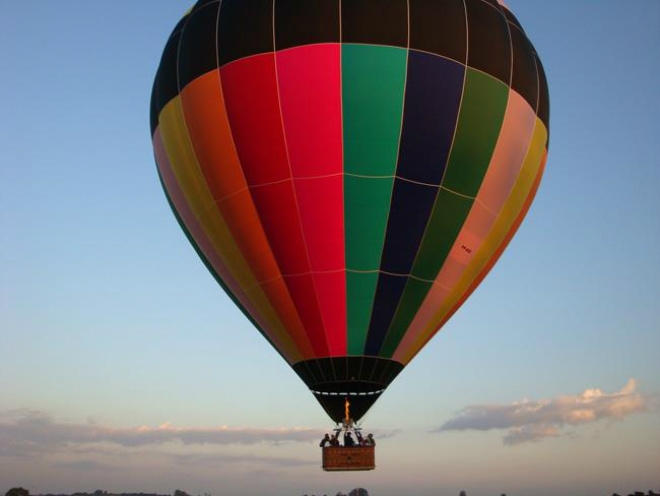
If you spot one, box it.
[322,446,375,471]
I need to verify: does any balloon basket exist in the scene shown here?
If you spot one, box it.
[322,445,375,471]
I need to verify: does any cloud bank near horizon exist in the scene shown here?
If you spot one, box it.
[437,379,653,445]
[0,410,326,457]
[0,409,397,462]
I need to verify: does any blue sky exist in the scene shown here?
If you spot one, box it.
[1,1,659,495]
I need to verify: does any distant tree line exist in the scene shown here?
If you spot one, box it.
[4,489,197,496]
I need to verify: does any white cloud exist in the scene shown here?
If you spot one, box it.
[437,379,652,445]
[0,409,324,456]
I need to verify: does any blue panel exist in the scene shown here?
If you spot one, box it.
[396,51,464,184]
[365,274,408,355]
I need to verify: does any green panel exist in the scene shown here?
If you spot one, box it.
[442,69,509,196]
[345,175,393,270]
[342,44,407,355]
[380,278,432,357]
[342,44,407,176]
[347,271,379,355]
[411,189,473,281]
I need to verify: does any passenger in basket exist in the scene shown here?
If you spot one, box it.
[344,432,355,447]
[330,434,340,446]
[365,433,376,446]
[319,433,331,447]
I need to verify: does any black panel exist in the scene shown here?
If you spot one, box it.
[304,360,320,384]
[150,70,160,134]
[373,360,392,384]
[409,0,466,62]
[309,359,325,384]
[218,0,273,66]
[510,26,538,110]
[315,393,382,423]
[535,54,550,135]
[275,0,340,50]
[479,0,501,8]
[360,357,379,382]
[179,2,220,90]
[318,357,336,382]
[465,0,511,84]
[381,361,403,385]
[191,0,218,14]
[503,8,525,34]
[365,274,408,355]
[347,357,363,381]
[153,17,187,123]
[294,361,312,385]
[381,180,438,274]
[293,357,403,389]
[397,51,464,185]
[341,0,408,48]
[335,356,349,381]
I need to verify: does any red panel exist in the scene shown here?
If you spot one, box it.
[220,54,290,185]
[294,176,344,271]
[220,54,330,357]
[295,176,346,355]
[314,272,347,356]
[249,181,309,275]
[277,45,346,355]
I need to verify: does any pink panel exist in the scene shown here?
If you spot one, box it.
[276,44,346,355]
[477,92,538,212]
[276,44,343,178]
[393,91,537,360]
[153,131,288,358]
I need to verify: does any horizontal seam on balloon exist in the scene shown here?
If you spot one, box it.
[216,44,511,87]
[345,172,478,198]
[345,269,438,285]
[170,55,511,120]
[239,267,443,293]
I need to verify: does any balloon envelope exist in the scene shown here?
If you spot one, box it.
[151,0,549,422]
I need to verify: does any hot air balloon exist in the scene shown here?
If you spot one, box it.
[150,0,549,469]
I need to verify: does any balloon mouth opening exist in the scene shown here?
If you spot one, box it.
[293,357,404,422]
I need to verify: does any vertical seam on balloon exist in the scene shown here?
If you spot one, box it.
[272,0,332,358]
[338,0,347,357]
[212,1,315,360]
[171,5,300,362]
[361,0,411,357]
[373,0,470,357]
